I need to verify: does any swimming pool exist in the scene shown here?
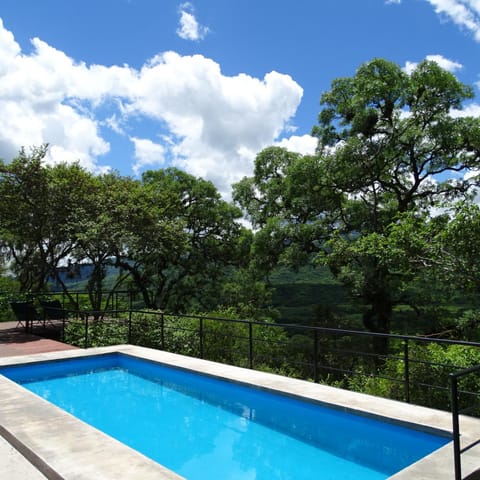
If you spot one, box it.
[0,351,450,480]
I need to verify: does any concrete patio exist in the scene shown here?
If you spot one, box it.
[0,321,78,478]
[0,321,78,358]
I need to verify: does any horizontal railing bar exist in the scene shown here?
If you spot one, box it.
[460,438,480,454]
[450,364,480,379]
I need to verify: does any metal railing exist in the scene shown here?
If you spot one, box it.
[450,365,480,480]
[1,289,142,323]
[41,309,480,410]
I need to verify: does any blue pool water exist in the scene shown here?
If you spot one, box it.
[0,353,449,480]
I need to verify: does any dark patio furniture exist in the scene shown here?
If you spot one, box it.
[39,299,69,323]
[10,301,42,333]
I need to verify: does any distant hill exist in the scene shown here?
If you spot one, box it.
[49,263,123,292]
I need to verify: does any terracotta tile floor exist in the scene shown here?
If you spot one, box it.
[0,321,78,357]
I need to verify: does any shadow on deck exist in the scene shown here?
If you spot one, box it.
[0,321,78,357]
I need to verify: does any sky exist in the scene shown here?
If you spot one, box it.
[0,0,480,198]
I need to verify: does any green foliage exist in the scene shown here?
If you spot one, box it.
[0,275,20,321]
[65,309,293,375]
[348,343,480,413]
[0,148,99,297]
[270,266,362,327]
[63,318,129,348]
[234,58,480,337]
[60,308,480,415]
[112,167,249,312]
[436,203,480,293]
[0,149,258,316]
[455,310,480,342]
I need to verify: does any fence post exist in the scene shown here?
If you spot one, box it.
[313,330,319,383]
[160,311,165,349]
[450,373,462,480]
[404,338,410,403]
[84,314,89,349]
[128,309,132,344]
[248,322,253,369]
[199,317,204,359]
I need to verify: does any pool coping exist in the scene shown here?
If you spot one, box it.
[0,345,479,480]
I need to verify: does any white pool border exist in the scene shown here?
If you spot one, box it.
[0,345,479,480]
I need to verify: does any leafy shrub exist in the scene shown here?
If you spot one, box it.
[347,343,480,412]
[64,317,129,347]
[0,278,22,322]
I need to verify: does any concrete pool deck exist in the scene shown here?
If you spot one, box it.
[0,321,78,357]
[0,345,479,479]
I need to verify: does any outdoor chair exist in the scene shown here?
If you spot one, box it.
[39,299,69,323]
[10,301,42,333]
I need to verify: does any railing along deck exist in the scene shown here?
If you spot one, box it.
[9,305,480,478]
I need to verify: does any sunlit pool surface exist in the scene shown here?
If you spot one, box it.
[0,353,449,480]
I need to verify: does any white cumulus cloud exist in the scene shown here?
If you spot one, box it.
[425,0,480,42]
[0,18,304,197]
[275,134,317,155]
[131,137,166,175]
[176,2,209,41]
[0,19,111,170]
[425,54,463,71]
[124,51,303,196]
[404,54,463,74]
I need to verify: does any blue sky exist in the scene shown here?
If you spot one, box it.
[0,0,479,197]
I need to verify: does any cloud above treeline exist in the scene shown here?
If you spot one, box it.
[426,0,480,42]
[390,0,480,42]
[403,53,463,73]
[176,2,210,41]
[0,18,311,197]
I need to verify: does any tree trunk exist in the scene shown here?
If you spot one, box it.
[362,292,392,364]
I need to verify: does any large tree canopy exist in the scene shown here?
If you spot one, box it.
[234,58,480,335]
[114,167,250,311]
[0,146,95,294]
[0,148,250,313]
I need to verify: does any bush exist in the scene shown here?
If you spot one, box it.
[63,317,129,347]
[347,342,480,413]
[0,277,21,322]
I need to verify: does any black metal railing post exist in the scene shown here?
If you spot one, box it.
[313,329,319,383]
[450,372,461,480]
[404,338,410,403]
[84,313,89,349]
[160,311,165,350]
[449,364,480,480]
[199,317,204,359]
[128,310,132,344]
[248,322,253,369]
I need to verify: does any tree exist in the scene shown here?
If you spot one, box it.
[0,147,254,314]
[437,203,480,292]
[429,203,480,339]
[114,167,249,311]
[71,172,138,311]
[0,146,93,296]
[234,58,480,335]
